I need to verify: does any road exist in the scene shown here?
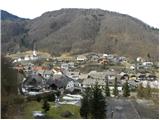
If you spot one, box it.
[106,97,158,119]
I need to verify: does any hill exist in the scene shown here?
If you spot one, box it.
[1,8,159,60]
[1,10,26,21]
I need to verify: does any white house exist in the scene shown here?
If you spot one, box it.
[30,55,38,60]
[66,81,75,92]
[137,57,143,62]
[103,54,108,58]
[24,55,30,61]
[142,62,153,66]
[13,59,17,63]
[17,58,22,62]
[76,55,87,61]
[141,81,159,88]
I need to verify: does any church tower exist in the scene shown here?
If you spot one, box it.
[32,42,37,56]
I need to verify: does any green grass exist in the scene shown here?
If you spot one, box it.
[22,101,81,119]
[22,101,42,119]
[47,104,81,119]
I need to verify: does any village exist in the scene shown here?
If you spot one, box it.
[7,49,159,119]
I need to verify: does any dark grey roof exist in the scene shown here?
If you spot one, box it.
[23,74,44,86]
[46,74,73,88]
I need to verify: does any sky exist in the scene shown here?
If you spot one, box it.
[0,0,160,28]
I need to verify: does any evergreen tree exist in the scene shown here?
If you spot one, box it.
[80,83,106,119]
[113,77,119,96]
[47,93,55,102]
[105,77,110,97]
[123,80,130,97]
[42,100,50,113]
[80,88,92,118]
[90,82,106,119]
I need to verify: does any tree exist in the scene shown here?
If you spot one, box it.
[90,82,106,119]
[80,88,92,118]
[137,83,144,98]
[1,55,21,118]
[147,53,151,61]
[137,82,152,99]
[36,95,41,102]
[80,83,106,119]
[42,100,50,113]
[122,80,130,97]
[47,93,55,102]
[113,77,119,96]
[105,77,110,97]
[145,82,151,98]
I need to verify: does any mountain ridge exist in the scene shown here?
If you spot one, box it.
[1,8,159,60]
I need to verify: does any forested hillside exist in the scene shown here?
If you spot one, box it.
[1,9,159,59]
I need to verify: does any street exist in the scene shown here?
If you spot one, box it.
[106,97,158,119]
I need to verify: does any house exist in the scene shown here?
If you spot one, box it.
[46,74,81,93]
[106,54,114,60]
[130,65,135,70]
[118,56,127,63]
[76,55,87,62]
[136,57,143,62]
[108,86,123,95]
[141,81,159,88]
[128,80,138,89]
[13,59,17,63]
[120,73,129,80]
[65,71,80,80]
[129,74,137,80]
[24,55,30,61]
[90,55,100,62]
[66,81,75,92]
[68,62,75,68]
[30,55,38,60]
[52,68,63,75]
[98,58,108,64]
[137,74,146,81]
[17,58,22,62]
[33,68,53,79]
[43,70,54,79]
[86,52,100,61]
[105,70,116,81]
[102,54,108,58]
[142,62,153,67]
[82,78,106,88]
[61,63,69,70]
[82,78,123,94]
[146,75,157,81]
[23,74,44,92]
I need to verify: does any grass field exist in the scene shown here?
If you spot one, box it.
[22,101,81,119]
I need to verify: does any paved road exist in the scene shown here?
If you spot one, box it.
[106,97,158,119]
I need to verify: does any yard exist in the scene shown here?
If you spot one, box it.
[22,101,81,119]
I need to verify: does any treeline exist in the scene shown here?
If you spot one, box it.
[137,83,159,103]
[1,55,24,118]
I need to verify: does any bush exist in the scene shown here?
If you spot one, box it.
[61,111,73,118]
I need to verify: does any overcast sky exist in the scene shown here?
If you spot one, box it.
[0,0,160,28]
